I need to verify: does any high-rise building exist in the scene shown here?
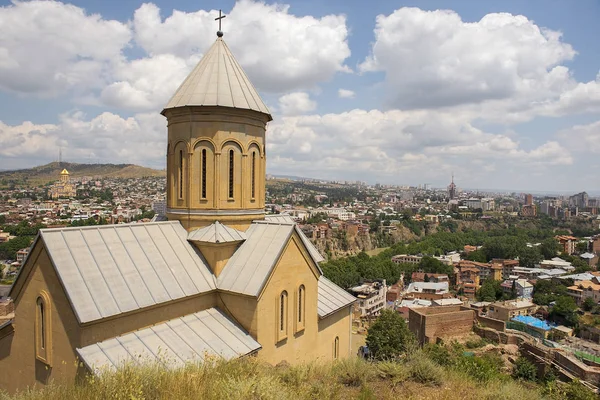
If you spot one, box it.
[525,194,533,206]
[447,174,457,200]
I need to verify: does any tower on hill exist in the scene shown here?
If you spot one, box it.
[161,34,272,231]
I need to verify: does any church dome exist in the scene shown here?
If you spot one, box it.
[162,37,272,120]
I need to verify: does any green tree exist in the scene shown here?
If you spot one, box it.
[549,296,579,327]
[582,297,596,312]
[540,237,560,259]
[512,356,537,381]
[366,309,415,360]
[518,246,543,268]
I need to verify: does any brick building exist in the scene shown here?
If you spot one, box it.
[408,306,475,345]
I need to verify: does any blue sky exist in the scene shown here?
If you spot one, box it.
[0,0,599,191]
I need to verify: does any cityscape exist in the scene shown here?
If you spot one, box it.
[0,0,599,399]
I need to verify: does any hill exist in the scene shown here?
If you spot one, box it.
[0,162,165,187]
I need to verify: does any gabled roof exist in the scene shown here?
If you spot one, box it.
[77,308,260,374]
[162,37,271,119]
[317,276,356,318]
[217,222,296,297]
[39,222,216,324]
[188,221,246,244]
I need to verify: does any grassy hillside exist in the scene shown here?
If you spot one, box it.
[1,352,593,400]
[0,162,165,187]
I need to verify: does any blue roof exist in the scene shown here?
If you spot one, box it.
[511,315,556,331]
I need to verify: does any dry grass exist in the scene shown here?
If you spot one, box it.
[0,352,571,400]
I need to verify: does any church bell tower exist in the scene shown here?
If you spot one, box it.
[161,19,272,231]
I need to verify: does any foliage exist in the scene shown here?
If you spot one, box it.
[540,238,561,259]
[532,280,568,306]
[305,212,328,224]
[582,297,596,312]
[406,355,444,386]
[0,236,34,260]
[477,279,505,302]
[69,217,109,227]
[549,296,579,327]
[512,357,537,381]
[366,309,416,360]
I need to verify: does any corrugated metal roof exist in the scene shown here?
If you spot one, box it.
[163,38,271,119]
[188,221,246,244]
[76,308,260,374]
[261,216,325,265]
[264,215,295,224]
[41,222,216,324]
[317,276,356,318]
[217,223,294,296]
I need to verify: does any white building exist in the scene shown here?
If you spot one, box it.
[350,280,387,317]
[152,200,167,217]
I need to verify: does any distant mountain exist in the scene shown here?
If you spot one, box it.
[0,162,165,187]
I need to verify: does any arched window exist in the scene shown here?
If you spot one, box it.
[178,149,184,199]
[228,149,234,198]
[251,151,256,199]
[334,336,340,360]
[35,292,52,365]
[278,291,288,342]
[296,285,305,332]
[201,149,207,199]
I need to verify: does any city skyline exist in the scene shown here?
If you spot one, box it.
[0,0,599,191]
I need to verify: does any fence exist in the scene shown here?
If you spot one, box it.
[574,350,600,364]
[507,321,545,339]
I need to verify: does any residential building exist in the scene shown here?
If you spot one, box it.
[392,254,422,265]
[487,300,537,321]
[567,280,600,306]
[556,235,577,255]
[350,280,387,318]
[151,200,167,217]
[15,248,29,265]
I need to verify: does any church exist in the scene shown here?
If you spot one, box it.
[49,169,76,199]
[0,27,355,393]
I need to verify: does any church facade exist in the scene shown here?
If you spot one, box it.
[49,169,76,199]
[0,31,355,394]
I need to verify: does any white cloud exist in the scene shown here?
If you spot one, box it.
[0,0,130,96]
[360,8,576,110]
[129,0,351,96]
[278,92,317,116]
[0,112,166,169]
[338,89,355,99]
[558,120,600,154]
[266,108,572,185]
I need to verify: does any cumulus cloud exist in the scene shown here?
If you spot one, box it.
[338,89,355,99]
[0,112,166,169]
[558,120,600,154]
[0,0,130,96]
[0,0,350,111]
[360,8,576,110]
[266,108,572,185]
[278,92,317,116]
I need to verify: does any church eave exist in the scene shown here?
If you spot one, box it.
[161,104,272,122]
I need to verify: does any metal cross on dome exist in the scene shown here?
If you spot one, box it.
[215,9,226,37]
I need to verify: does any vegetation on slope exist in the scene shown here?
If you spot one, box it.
[0,162,165,187]
[1,350,594,400]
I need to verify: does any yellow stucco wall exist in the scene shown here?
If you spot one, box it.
[0,243,81,394]
[254,234,352,364]
[164,107,269,231]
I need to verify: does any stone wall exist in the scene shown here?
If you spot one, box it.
[476,314,505,331]
[409,306,475,345]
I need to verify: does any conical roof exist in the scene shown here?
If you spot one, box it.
[162,37,272,119]
[61,169,69,175]
[188,221,246,244]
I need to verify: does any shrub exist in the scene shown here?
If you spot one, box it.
[512,357,537,381]
[333,358,375,387]
[366,309,416,360]
[454,353,504,382]
[406,355,444,386]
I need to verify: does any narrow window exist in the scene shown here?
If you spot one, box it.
[251,152,256,199]
[201,149,207,199]
[298,285,303,323]
[178,150,183,199]
[39,302,45,349]
[278,290,288,342]
[35,293,52,365]
[334,336,340,359]
[228,149,234,198]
